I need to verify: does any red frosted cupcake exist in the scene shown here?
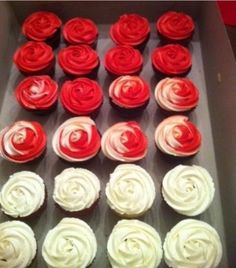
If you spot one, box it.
[156,11,195,44]
[101,121,148,162]
[109,75,150,115]
[0,121,47,163]
[104,46,143,77]
[63,17,98,47]
[52,117,101,162]
[13,41,55,76]
[60,77,103,117]
[22,11,62,48]
[15,75,58,113]
[110,14,150,50]
[152,44,192,77]
[155,115,201,157]
[58,45,99,78]
[155,77,199,113]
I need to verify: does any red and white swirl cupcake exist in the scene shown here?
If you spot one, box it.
[52,117,101,162]
[152,44,192,77]
[110,14,150,49]
[155,77,199,112]
[15,75,58,113]
[58,45,99,77]
[0,121,47,163]
[155,115,201,157]
[109,76,150,115]
[101,121,148,162]
[156,11,195,44]
[60,78,103,116]
[13,41,55,76]
[63,17,98,47]
[22,11,62,48]
[104,46,143,76]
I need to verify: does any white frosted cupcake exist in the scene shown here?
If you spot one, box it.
[42,218,97,268]
[53,168,100,215]
[0,220,37,268]
[163,219,223,268]
[162,165,215,216]
[107,219,163,268]
[0,171,46,218]
[106,164,156,217]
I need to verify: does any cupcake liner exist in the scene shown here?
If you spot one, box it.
[133,33,150,52]
[20,60,55,77]
[64,39,98,50]
[157,31,193,47]
[27,100,58,115]
[152,64,192,79]
[157,106,197,117]
[105,68,142,79]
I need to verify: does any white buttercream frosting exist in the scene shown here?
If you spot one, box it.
[162,165,215,216]
[163,219,223,268]
[0,220,37,268]
[106,164,156,217]
[107,219,163,268]
[0,171,45,218]
[53,168,100,212]
[42,218,97,268]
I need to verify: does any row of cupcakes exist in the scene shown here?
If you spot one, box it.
[0,217,222,268]
[0,116,201,163]
[22,11,195,49]
[15,75,199,115]
[0,164,215,219]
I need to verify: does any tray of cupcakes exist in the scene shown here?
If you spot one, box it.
[0,3,230,268]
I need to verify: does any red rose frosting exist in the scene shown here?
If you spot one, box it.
[13,41,54,73]
[58,45,99,76]
[157,11,195,41]
[152,44,192,75]
[63,17,98,45]
[60,78,103,115]
[110,14,150,46]
[104,46,143,76]
[22,11,62,41]
[15,75,58,111]
[52,117,101,162]
[0,121,46,163]
[155,115,201,157]
[101,121,148,162]
[109,75,150,109]
[155,77,199,112]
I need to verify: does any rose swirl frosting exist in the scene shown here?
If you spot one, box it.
[101,121,148,162]
[109,75,150,108]
[52,116,101,162]
[0,120,47,163]
[155,115,201,157]
[155,77,199,112]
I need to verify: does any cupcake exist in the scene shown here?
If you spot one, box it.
[151,44,192,77]
[15,75,58,113]
[154,115,201,157]
[42,218,97,268]
[60,77,103,117]
[63,17,98,47]
[107,219,163,268]
[22,11,62,49]
[110,14,150,50]
[109,75,150,115]
[58,44,99,78]
[156,11,195,44]
[163,219,222,268]
[0,120,47,163]
[106,164,156,218]
[101,121,148,162]
[104,46,143,77]
[0,220,37,268]
[162,165,215,216]
[0,171,46,218]
[13,41,55,76]
[155,77,199,113]
[53,168,100,215]
[52,117,101,162]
